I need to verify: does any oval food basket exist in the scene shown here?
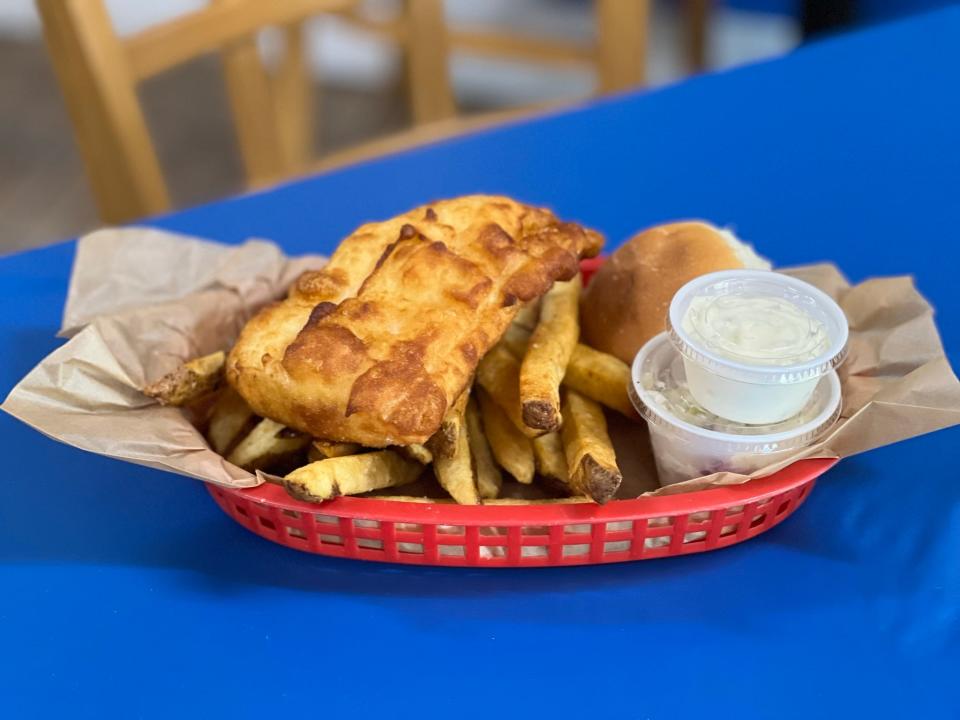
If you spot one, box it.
[207,257,837,567]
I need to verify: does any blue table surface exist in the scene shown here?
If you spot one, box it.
[3,8,959,719]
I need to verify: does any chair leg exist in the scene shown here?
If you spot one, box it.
[273,21,314,172]
[683,0,710,71]
[401,0,455,124]
[596,0,650,93]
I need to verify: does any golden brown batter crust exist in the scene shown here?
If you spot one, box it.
[227,195,602,446]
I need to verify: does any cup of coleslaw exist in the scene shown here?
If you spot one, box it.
[630,333,842,486]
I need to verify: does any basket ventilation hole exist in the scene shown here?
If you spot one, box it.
[683,531,707,544]
[480,527,507,537]
[562,544,589,557]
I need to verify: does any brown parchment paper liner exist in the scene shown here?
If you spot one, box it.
[3,229,325,488]
[3,228,959,498]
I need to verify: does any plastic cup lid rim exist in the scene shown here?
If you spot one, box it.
[667,269,850,385]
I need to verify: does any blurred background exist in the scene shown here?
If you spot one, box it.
[1,0,953,253]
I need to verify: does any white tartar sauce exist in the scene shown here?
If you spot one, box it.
[682,295,829,366]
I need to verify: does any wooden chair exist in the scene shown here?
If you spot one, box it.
[318,1,720,175]
[36,0,453,224]
[342,1,711,93]
[683,0,712,72]
[38,1,690,225]
[341,0,652,95]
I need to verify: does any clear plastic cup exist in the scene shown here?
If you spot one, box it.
[667,269,848,424]
[630,333,842,486]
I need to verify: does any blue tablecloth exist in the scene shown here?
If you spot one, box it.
[2,8,958,719]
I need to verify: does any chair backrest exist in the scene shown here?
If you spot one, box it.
[35,0,454,224]
[37,0,659,225]
[429,0,651,93]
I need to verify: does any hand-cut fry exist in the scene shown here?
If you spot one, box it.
[563,344,635,418]
[207,386,256,455]
[144,351,225,406]
[520,276,581,431]
[476,345,543,438]
[433,415,480,504]
[504,332,637,420]
[397,443,434,465]
[465,396,502,499]
[560,389,622,504]
[477,388,535,484]
[512,299,541,331]
[370,495,590,505]
[308,439,362,462]
[428,390,470,458]
[227,418,310,471]
[361,495,453,504]
[500,322,532,359]
[483,496,590,505]
[532,431,568,484]
[284,450,423,502]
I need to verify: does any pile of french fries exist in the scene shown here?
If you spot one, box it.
[144,274,636,504]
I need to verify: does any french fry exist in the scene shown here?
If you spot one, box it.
[284,450,423,502]
[227,418,310,471]
[397,443,434,465]
[512,299,541,331]
[465,396,502,499]
[476,345,543,438]
[560,389,622,504]
[563,344,635,418]
[143,351,225,406]
[370,495,590,505]
[207,386,256,455]
[483,496,590,506]
[308,439,362,462]
[362,495,452,504]
[532,431,568,485]
[477,388,535,484]
[505,331,637,420]
[428,389,470,458]
[520,277,581,431]
[433,415,480,505]
[500,322,531,359]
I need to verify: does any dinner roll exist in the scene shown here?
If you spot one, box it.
[580,222,770,363]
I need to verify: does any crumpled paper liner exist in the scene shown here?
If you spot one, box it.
[4,228,959,499]
[4,229,324,488]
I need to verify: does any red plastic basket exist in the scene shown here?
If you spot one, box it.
[206,257,838,566]
[208,457,834,567]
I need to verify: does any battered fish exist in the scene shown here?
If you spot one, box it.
[227,195,602,446]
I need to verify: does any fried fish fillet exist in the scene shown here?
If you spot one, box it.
[227,195,602,446]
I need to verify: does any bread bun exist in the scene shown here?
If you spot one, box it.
[580,222,770,363]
